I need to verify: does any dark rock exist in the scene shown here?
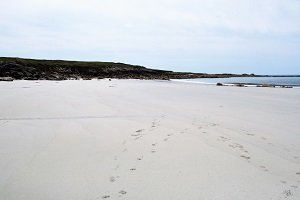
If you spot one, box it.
[258,84,275,88]
[235,83,245,87]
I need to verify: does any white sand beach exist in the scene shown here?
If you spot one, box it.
[0,79,300,200]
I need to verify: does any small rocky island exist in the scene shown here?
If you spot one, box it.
[0,57,255,81]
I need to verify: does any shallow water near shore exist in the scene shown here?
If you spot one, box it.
[176,77,300,87]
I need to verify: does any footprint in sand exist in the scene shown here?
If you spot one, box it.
[110,176,119,182]
[151,150,156,153]
[130,168,136,171]
[131,131,144,140]
[137,157,143,161]
[134,135,143,140]
[102,195,110,199]
[219,136,230,142]
[151,120,157,128]
[210,123,217,127]
[282,190,292,198]
[151,117,163,129]
[109,176,116,182]
[229,143,245,153]
[240,155,251,160]
[281,180,287,184]
[119,190,127,195]
[246,133,255,136]
[163,134,173,140]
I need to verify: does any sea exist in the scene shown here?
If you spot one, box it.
[173,77,300,87]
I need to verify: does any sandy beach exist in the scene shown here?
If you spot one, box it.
[0,79,300,200]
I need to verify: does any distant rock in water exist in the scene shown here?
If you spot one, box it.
[0,57,255,80]
[257,84,275,88]
[235,83,246,87]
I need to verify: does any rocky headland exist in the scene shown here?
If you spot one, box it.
[0,57,255,80]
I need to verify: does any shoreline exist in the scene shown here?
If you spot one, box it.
[2,78,300,88]
[171,78,300,88]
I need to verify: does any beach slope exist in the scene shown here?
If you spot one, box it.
[0,80,299,200]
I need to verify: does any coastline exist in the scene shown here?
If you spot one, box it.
[172,77,300,88]
[0,57,257,80]
[1,79,300,200]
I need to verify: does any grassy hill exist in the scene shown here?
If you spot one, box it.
[0,57,253,80]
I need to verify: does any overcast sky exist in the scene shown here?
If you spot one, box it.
[1,0,300,74]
